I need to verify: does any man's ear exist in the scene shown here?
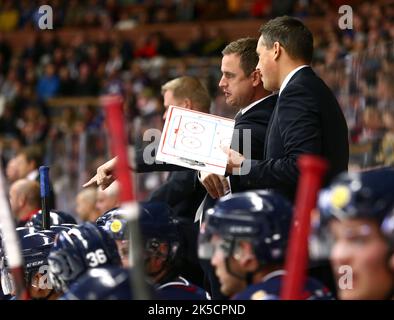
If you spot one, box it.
[182,98,193,109]
[389,254,394,272]
[18,193,27,208]
[30,273,41,294]
[273,41,281,61]
[251,70,261,87]
[30,272,53,299]
[28,160,37,172]
[234,241,257,269]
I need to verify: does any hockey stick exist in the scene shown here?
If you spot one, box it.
[0,157,30,299]
[102,95,151,300]
[280,154,328,299]
[39,166,51,230]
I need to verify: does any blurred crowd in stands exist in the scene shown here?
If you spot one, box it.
[0,0,393,213]
[0,0,357,30]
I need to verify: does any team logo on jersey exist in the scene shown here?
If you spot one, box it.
[251,290,268,300]
[110,220,123,233]
[331,185,351,209]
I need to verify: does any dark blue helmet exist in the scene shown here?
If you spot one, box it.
[97,202,180,255]
[25,210,77,230]
[381,210,394,250]
[96,208,128,241]
[30,224,77,242]
[316,168,394,255]
[20,233,53,278]
[139,202,179,244]
[1,232,54,295]
[60,267,135,300]
[97,203,179,240]
[15,227,36,238]
[318,168,394,224]
[48,224,77,236]
[47,222,121,292]
[199,190,293,265]
[1,228,36,267]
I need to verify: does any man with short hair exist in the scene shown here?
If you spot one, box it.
[161,76,211,121]
[199,190,333,300]
[194,38,277,299]
[12,145,56,208]
[75,187,99,222]
[84,76,211,188]
[5,157,19,185]
[199,37,276,199]
[9,179,41,226]
[95,181,120,215]
[84,76,212,289]
[1,230,61,300]
[97,202,208,300]
[317,168,394,300]
[13,146,42,181]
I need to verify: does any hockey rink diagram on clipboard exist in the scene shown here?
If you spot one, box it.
[156,105,235,175]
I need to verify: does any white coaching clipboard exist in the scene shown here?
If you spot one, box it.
[156,105,235,175]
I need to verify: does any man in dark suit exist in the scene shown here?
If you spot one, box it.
[84,76,210,220]
[143,78,210,287]
[224,17,349,296]
[196,38,276,299]
[86,40,277,298]
[198,38,276,199]
[225,16,349,201]
[84,76,210,287]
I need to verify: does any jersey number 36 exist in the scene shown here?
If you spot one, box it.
[86,249,108,267]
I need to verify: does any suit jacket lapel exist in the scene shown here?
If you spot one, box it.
[263,98,279,159]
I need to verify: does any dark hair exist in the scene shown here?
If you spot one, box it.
[259,16,313,64]
[17,145,43,168]
[222,37,258,76]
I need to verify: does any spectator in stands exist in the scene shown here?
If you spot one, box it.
[186,26,207,56]
[5,157,19,185]
[73,63,99,96]
[18,106,48,145]
[0,68,18,102]
[36,63,59,100]
[176,0,195,22]
[153,32,178,57]
[13,145,42,181]
[134,35,158,59]
[96,180,120,215]
[0,33,11,73]
[75,187,100,222]
[12,145,56,208]
[58,66,75,96]
[0,0,392,218]
[9,179,40,227]
[377,72,394,110]
[18,0,35,28]
[0,1,19,32]
[202,28,227,57]
[363,108,384,139]
[376,108,394,166]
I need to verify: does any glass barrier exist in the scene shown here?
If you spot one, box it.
[1,41,392,214]
[315,41,394,169]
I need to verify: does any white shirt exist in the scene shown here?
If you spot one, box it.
[240,92,278,115]
[262,269,286,282]
[279,65,309,96]
[198,93,278,184]
[26,169,39,181]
